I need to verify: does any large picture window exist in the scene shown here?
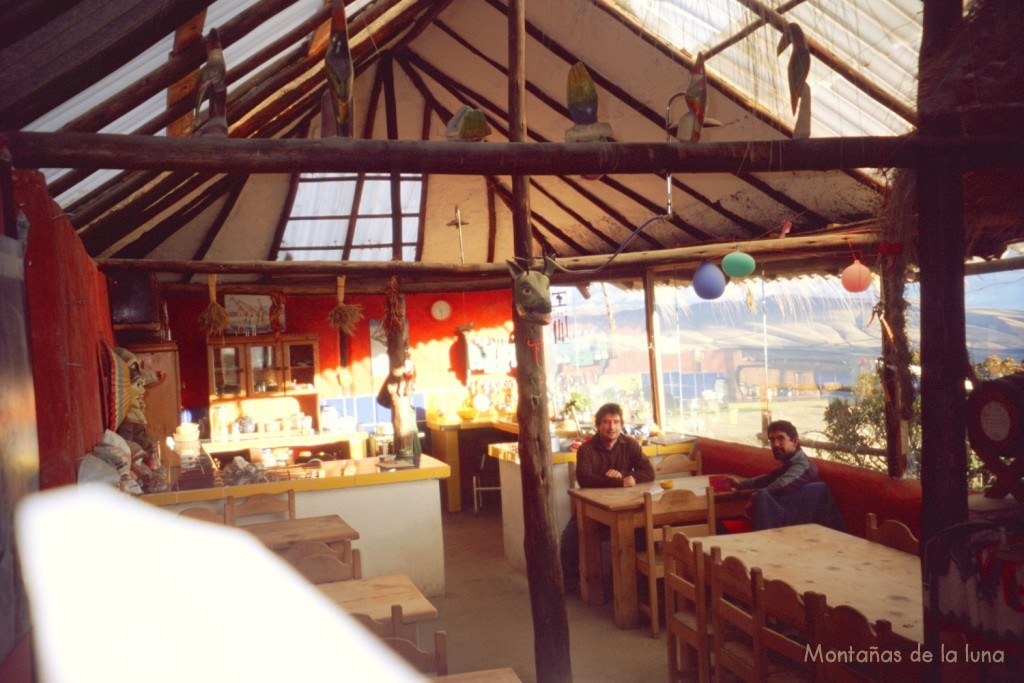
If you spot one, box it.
[546,265,1024,485]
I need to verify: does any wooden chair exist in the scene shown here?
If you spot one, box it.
[280,539,355,565]
[636,487,716,638]
[291,549,362,584]
[567,460,577,490]
[811,604,899,682]
[865,513,920,555]
[663,533,712,683]
[471,451,501,514]
[383,631,448,676]
[225,490,296,525]
[655,448,702,479]
[710,546,764,682]
[352,603,404,638]
[178,506,225,524]
[757,578,826,681]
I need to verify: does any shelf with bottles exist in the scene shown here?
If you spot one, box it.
[207,333,319,399]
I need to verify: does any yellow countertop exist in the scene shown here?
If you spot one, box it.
[426,416,519,434]
[142,454,450,507]
[488,438,695,465]
[202,431,367,455]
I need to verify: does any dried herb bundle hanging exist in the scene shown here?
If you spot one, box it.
[327,276,363,335]
[383,276,404,332]
[198,274,230,337]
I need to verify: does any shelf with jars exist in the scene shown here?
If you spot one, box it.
[207,333,321,439]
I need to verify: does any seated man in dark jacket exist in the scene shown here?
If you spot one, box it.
[725,419,818,496]
[561,402,655,593]
[723,420,841,531]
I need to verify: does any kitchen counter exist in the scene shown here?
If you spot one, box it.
[425,415,518,512]
[142,448,450,596]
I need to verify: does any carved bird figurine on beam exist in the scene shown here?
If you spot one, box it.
[567,61,598,126]
[193,28,227,136]
[777,23,810,116]
[323,0,354,138]
[677,52,707,142]
[564,62,612,179]
[445,106,492,142]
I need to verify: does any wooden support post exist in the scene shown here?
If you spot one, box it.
[918,0,968,544]
[508,0,571,681]
[917,0,966,676]
[644,271,664,428]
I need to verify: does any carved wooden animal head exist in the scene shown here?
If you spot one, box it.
[506,255,557,325]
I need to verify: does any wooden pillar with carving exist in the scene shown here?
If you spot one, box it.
[507,0,571,680]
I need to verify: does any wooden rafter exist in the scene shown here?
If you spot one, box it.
[0,0,217,129]
[401,51,672,248]
[382,53,403,260]
[345,62,388,261]
[167,11,207,138]
[114,174,243,259]
[12,131,1020,175]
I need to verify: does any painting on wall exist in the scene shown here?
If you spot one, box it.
[225,295,284,336]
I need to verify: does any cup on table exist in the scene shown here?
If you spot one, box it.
[709,475,734,492]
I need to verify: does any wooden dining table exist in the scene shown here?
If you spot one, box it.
[568,474,750,629]
[430,667,523,682]
[240,514,360,559]
[318,573,437,643]
[704,523,923,642]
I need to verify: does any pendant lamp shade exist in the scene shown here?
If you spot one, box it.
[693,261,727,300]
[841,259,873,293]
[722,247,756,278]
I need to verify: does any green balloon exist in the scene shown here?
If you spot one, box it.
[722,249,756,278]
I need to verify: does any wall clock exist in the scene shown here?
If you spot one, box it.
[430,299,452,321]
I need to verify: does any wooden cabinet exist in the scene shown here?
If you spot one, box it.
[207,334,320,438]
[126,342,181,442]
[207,333,318,399]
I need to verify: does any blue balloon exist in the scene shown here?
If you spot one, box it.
[693,261,727,300]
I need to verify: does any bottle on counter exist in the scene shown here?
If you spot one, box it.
[320,401,338,433]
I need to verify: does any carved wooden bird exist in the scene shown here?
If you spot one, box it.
[193,28,226,135]
[679,52,707,141]
[777,23,810,115]
[445,105,492,142]
[323,0,354,138]
[566,62,598,126]
[794,83,812,138]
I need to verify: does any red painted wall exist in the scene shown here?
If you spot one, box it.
[21,169,114,489]
[165,288,514,413]
[697,436,922,537]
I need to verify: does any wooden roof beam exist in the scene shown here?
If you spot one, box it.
[7,132,1022,174]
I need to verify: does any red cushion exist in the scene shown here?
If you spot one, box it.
[720,519,753,534]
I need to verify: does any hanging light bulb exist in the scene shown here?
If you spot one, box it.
[841,259,873,293]
[693,261,727,300]
[722,246,756,278]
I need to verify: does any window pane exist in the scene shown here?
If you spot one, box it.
[545,283,653,431]
[653,275,880,446]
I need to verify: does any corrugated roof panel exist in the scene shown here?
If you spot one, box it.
[612,0,921,138]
